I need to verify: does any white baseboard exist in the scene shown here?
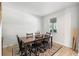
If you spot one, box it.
[3,43,18,48]
[53,40,72,48]
[3,44,14,48]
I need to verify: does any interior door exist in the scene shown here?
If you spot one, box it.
[72,28,78,53]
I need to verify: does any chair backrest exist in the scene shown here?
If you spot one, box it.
[16,35,20,45]
[26,33,33,38]
[35,32,40,35]
[46,32,51,35]
[35,32,41,36]
[44,32,51,39]
[16,35,22,51]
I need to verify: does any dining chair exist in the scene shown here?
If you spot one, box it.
[32,35,45,55]
[16,35,26,56]
[26,33,33,38]
[36,40,45,53]
[35,32,40,35]
[26,33,40,56]
[41,32,51,50]
[46,32,51,35]
[35,32,43,39]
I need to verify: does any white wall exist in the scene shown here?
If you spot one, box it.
[77,4,79,52]
[42,5,78,48]
[70,5,79,50]
[0,22,2,56]
[2,5,42,48]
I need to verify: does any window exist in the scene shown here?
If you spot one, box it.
[49,17,57,33]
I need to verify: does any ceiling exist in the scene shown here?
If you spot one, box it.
[2,2,78,16]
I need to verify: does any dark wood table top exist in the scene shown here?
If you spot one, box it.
[19,34,51,44]
[19,34,43,44]
[19,37,34,44]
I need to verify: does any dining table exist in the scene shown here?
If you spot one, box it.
[19,34,53,47]
[19,33,53,55]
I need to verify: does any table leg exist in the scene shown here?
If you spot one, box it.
[25,45,28,56]
[51,36,53,48]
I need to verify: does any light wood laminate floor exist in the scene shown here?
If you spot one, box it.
[53,46,77,56]
[2,42,77,56]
